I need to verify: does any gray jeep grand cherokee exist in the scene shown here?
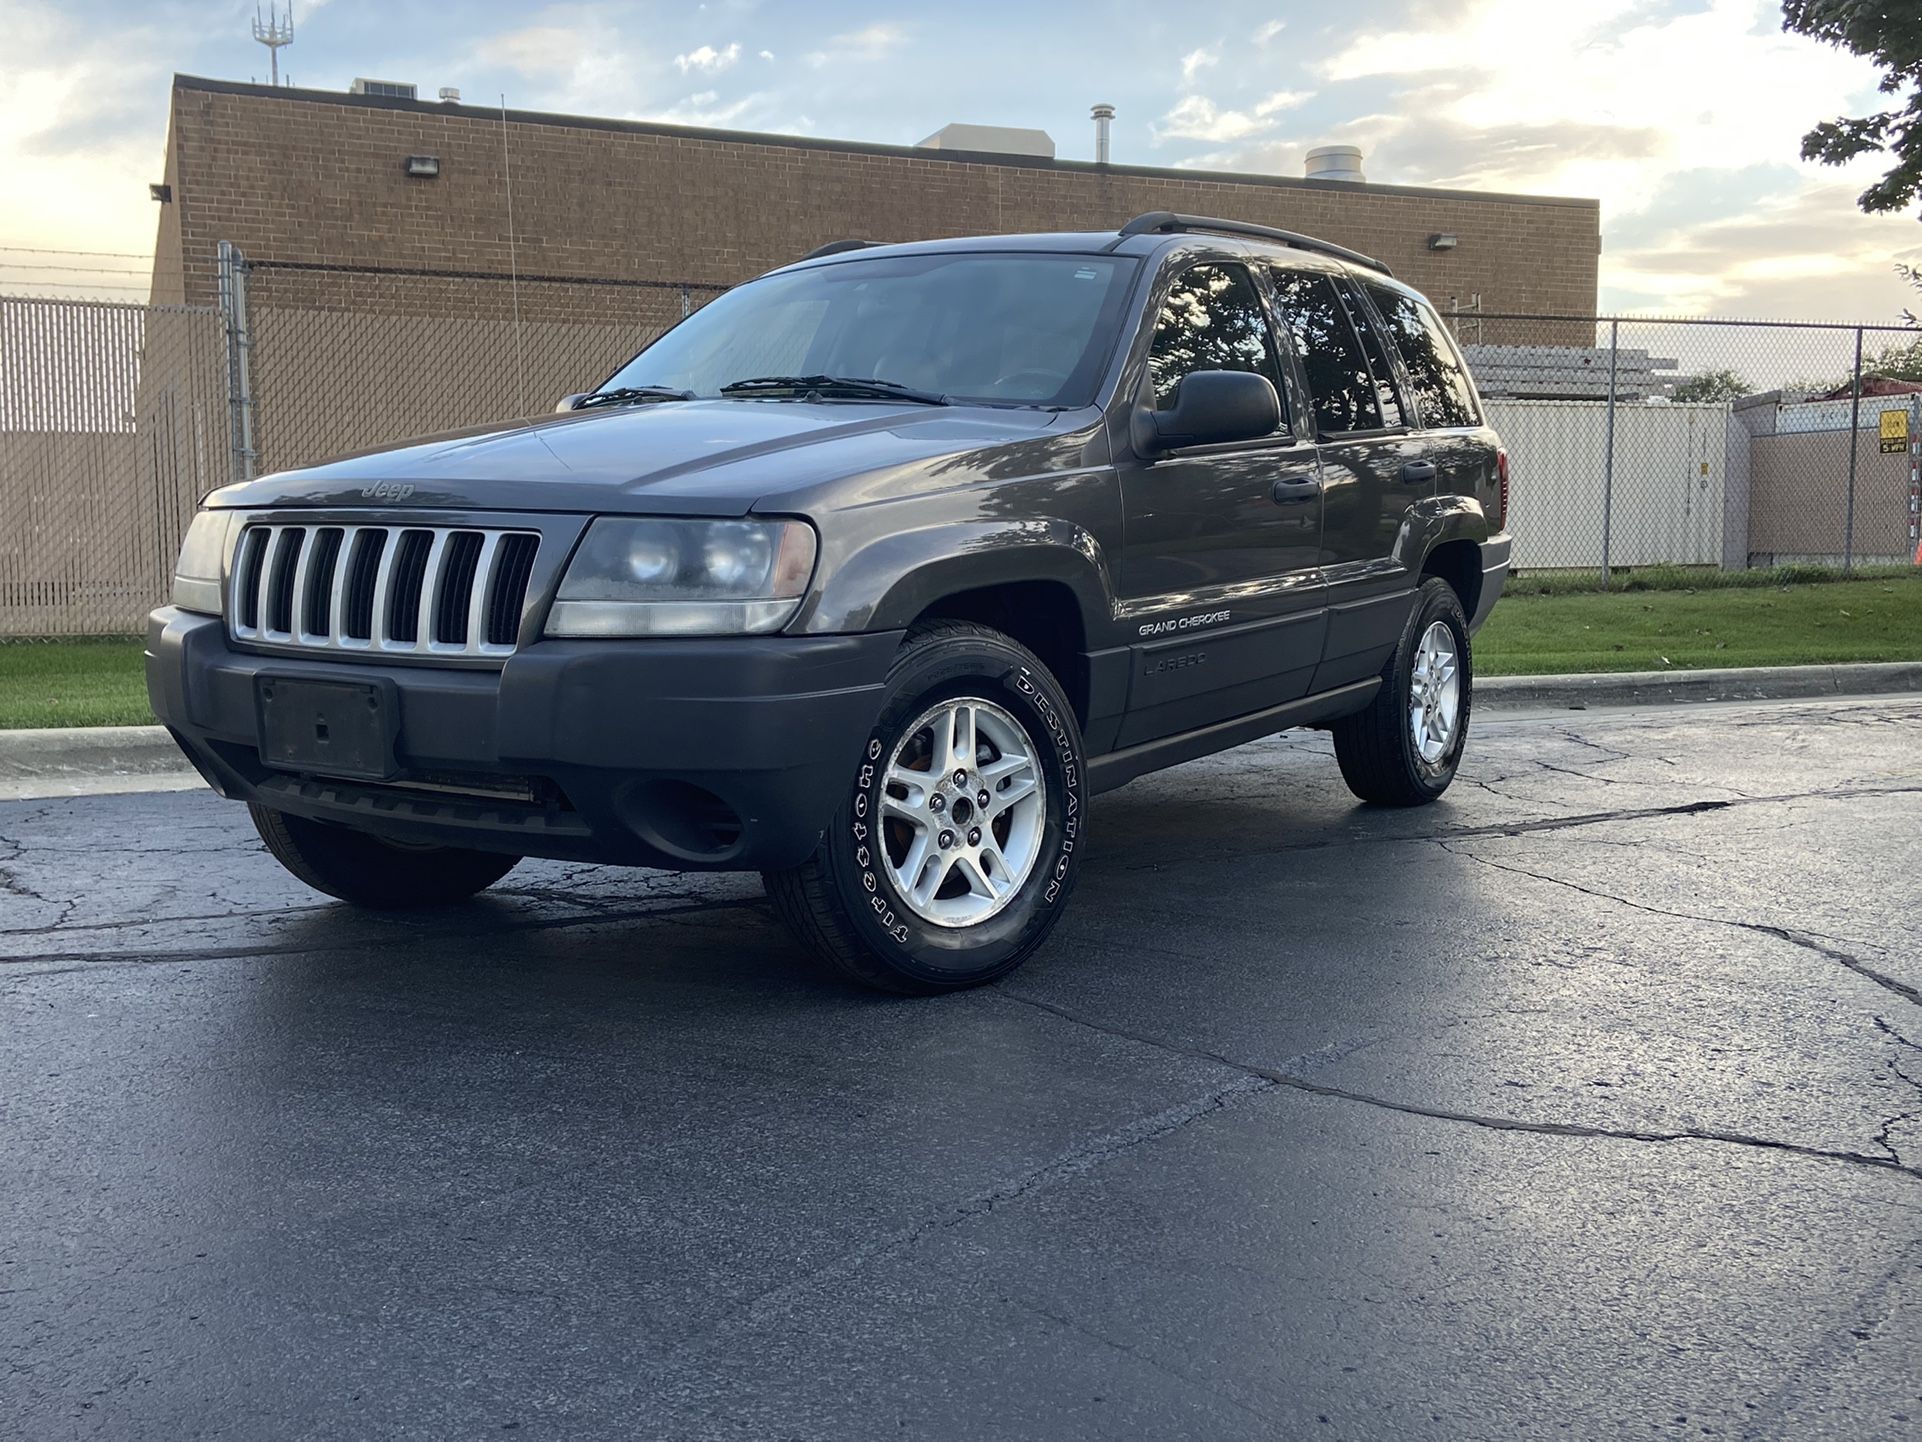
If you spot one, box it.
[149,212,1511,993]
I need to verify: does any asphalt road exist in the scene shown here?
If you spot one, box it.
[4,697,1920,1441]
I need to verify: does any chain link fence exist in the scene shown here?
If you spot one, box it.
[0,260,724,636]
[0,295,226,635]
[241,261,726,476]
[1450,312,1922,581]
[6,258,1922,637]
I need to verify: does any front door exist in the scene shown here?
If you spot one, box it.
[1114,259,1326,746]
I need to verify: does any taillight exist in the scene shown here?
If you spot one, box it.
[1495,447,1510,531]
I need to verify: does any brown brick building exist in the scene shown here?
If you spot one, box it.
[150,75,1599,317]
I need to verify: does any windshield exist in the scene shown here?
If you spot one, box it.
[598,252,1139,408]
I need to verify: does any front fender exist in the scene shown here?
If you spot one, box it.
[799,518,1115,636]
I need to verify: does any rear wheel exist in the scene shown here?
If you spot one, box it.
[1332,576,1471,806]
[765,621,1087,994]
[249,804,520,907]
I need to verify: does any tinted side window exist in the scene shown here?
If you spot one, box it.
[1148,263,1285,427]
[1365,283,1481,427]
[1269,269,1383,435]
[1338,283,1405,428]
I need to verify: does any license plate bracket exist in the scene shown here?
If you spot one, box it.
[256,676,399,781]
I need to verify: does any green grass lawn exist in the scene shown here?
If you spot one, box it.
[1476,574,1922,675]
[0,639,152,729]
[4,575,1922,727]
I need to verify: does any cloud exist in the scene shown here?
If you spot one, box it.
[758,49,775,62]
[0,2,170,285]
[639,91,762,130]
[1315,0,1885,216]
[1154,90,1309,145]
[675,43,742,75]
[1180,47,1216,84]
[1254,91,1308,118]
[1256,19,1285,45]
[1155,96,1267,144]
[806,23,907,67]
[470,24,588,77]
[1604,181,1922,318]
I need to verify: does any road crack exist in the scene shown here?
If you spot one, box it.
[1441,844,1922,1009]
[992,991,1922,1183]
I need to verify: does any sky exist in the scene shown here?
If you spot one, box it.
[4,0,1919,319]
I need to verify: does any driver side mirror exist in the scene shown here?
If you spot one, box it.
[1135,370,1281,454]
[556,394,589,413]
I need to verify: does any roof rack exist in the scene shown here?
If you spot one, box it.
[1110,212,1392,276]
[800,238,887,261]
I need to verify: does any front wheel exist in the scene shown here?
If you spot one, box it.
[249,805,521,907]
[1332,576,1471,806]
[765,621,1087,994]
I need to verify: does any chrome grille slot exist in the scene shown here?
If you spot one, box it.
[300,528,344,639]
[488,533,539,647]
[384,530,433,644]
[229,521,540,659]
[265,527,305,636]
[342,530,386,641]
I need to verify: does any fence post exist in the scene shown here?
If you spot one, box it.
[1844,326,1863,572]
[1910,393,1921,565]
[216,240,257,482]
[680,286,692,320]
[1600,318,1619,590]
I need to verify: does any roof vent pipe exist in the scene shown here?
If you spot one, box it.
[1091,103,1115,165]
[1306,145,1366,183]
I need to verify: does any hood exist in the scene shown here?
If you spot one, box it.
[207,400,1074,516]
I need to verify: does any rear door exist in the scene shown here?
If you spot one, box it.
[1359,280,1493,512]
[1267,266,1427,687]
[1113,258,1326,746]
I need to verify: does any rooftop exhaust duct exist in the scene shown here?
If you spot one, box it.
[1305,145,1366,183]
[1091,103,1115,164]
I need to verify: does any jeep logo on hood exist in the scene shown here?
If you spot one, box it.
[359,481,415,502]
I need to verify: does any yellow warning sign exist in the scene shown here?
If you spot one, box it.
[1881,409,1909,454]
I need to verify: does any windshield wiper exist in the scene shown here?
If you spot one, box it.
[574,385,696,410]
[718,374,950,405]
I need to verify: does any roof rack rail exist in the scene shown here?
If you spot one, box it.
[1110,212,1392,276]
[800,238,886,261]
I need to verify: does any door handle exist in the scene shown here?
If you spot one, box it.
[1271,474,1321,504]
[1400,460,1438,485]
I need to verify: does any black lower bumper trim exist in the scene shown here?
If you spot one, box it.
[147,608,901,871]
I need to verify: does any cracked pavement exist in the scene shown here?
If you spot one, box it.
[3,696,1920,1440]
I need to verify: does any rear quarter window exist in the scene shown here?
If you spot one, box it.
[1364,284,1481,428]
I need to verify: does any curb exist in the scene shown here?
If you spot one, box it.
[1,663,1919,796]
[1479,660,1922,710]
[0,724,189,789]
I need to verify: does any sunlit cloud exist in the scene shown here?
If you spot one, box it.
[675,43,741,75]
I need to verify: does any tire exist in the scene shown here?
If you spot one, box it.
[249,804,520,907]
[1332,576,1472,807]
[764,621,1087,994]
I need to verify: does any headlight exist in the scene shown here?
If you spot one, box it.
[171,510,236,616]
[546,518,818,637]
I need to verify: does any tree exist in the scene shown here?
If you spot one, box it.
[1785,1,1922,213]
[1670,368,1752,402]
[1867,335,1922,380]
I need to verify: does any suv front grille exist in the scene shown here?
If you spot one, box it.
[229,523,540,657]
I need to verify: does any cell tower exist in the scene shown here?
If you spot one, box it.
[252,3,294,87]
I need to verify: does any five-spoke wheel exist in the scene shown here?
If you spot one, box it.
[1409,619,1462,768]
[880,697,1047,927]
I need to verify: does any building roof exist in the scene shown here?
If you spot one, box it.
[170,74,1601,213]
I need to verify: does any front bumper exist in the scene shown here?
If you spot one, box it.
[147,608,900,871]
